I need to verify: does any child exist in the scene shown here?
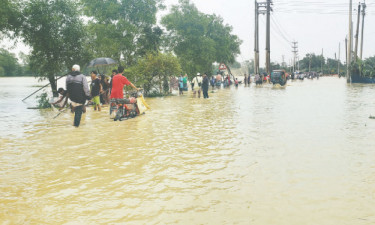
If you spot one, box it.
[90,71,102,111]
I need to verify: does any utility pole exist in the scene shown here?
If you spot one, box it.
[309,55,312,72]
[321,49,324,75]
[254,1,259,75]
[354,2,361,61]
[345,37,348,67]
[292,41,298,73]
[254,0,272,75]
[360,1,366,60]
[347,0,353,83]
[265,0,272,75]
[338,42,341,76]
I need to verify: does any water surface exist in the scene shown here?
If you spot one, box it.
[1,77,375,224]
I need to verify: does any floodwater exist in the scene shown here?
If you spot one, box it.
[1,76,375,224]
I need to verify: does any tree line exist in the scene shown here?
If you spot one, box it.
[0,48,34,77]
[0,0,241,96]
[256,53,375,77]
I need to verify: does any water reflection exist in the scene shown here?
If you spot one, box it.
[1,77,375,224]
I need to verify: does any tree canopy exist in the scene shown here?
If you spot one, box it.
[81,0,165,65]
[0,48,33,77]
[0,49,19,76]
[21,0,91,95]
[0,0,245,96]
[0,0,22,34]
[126,52,181,95]
[161,0,241,78]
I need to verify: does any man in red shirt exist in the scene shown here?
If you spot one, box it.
[110,66,139,99]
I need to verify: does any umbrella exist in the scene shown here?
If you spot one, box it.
[87,57,117,67]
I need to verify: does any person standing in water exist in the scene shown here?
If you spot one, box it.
[66,64,91,127]
[202,73,209,99]
[110,66,139,100]
[90,71,102,111]
[183,74,188,91]
[178,74,184,95]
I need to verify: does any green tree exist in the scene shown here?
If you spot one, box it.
[363,56,375,77]
[136,26,164,56]
[0,0,22,33]
[326,58,339,74]
[126,52,181,96]
[21,0,91,96]
[0,49,20,76]
[161,0,241,79]
[299,53,324,72]
[81,0,164,65]
[0,66,4,77]
[353,56,375,77]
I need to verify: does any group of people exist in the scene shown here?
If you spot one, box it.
[171,72,244,98]
[53,65,139,127]
[191,73,209,98]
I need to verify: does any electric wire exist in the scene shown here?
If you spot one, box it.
[259,16,292,58]
[271,0,375,15]
[270,16,292,44]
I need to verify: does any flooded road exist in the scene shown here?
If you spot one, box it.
[1,77,375,224]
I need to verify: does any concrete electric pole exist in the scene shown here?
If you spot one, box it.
[321,49,324,75]
[292,41,298,73]
[266,0,272,75]
[254,1,259,75]
[254,0,272,75]
[347,0,353,83]
[360,1,366,60]
[354,2,361,61]
[338,42,341,76]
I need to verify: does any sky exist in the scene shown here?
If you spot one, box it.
[2,0,375,67]
[162,0,375,66]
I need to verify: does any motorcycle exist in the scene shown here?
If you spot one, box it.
[110,89,149,121]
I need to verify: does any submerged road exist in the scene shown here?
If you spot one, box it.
[1,77,375,224]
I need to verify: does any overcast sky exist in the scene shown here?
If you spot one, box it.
[163,0,375,66]
[2,0,374,68]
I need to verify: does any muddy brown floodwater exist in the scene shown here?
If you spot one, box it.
[1,76,375,224]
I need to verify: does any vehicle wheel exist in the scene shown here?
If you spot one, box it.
[115,108,122,121]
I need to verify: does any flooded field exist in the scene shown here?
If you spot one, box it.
[1,76,375,224]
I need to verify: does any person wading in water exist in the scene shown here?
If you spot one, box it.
[66,64,91,127]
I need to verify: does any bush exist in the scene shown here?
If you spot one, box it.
[36,92,52,109]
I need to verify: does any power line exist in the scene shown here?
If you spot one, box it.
[272,0,375,15]
[270,16,291,44]
[259,16,291,54]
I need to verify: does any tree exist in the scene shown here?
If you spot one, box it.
[136,26,164,56]
[0,49,19,76]
[21,0,91,96]
[126,52,181,96]
[0,0,22,33]
[161,0,241,79]
[297,53,346,75]
[353,56,375,77]
[81,0,164,65]
[299,53,324,72]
